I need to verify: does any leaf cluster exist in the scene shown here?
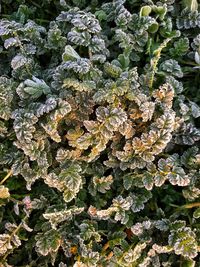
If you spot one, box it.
[0,0,200,266]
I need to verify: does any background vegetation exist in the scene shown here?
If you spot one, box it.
[0,0,200,266]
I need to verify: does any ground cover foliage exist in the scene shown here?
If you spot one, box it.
[0,0,200,266]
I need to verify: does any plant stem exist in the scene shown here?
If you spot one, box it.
[116,242,135,266]
[0,170,13,185]
[2,215,28,262]
[88,47,92,60]
[183,202,200,209]
[102,242,109,251]
[9,196,23,205]
[30,0,41,8]
[35,18,50,23]
[148,37,172,92]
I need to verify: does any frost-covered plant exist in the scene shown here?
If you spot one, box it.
[0,0,200,266]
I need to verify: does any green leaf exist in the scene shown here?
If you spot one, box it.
[0,76,14,120]
[11,54,29,70]
[104,62,122,78]
[194,51,200,65]
[67,31,91,47]
[142,172,154,190]
[92,175,113,194]
[181,258,196,267]
[123,174,133,190]
[63,189,76,203]
[35,229,61,256]
[43,206,84,229]
[21,76,51,99]
[169,226,198,258]
[160,59,183,78]
[148,22,159,33]
[79,220,101,241]
[131,190,152,212]
[140,101,155,122]
[118,54,130,69]
[153,6,167,20]
[95,10,107,21]
[193,207,200,219]
[170,220,186,231]
[181,146,198,168]
[4,37,19,49]
[189,101,200,118]
[183,0,198,11]
[170,37,189,57]
[140,6,152,17]
[62,78,96,92]
[154,173,166,187]
[176,8,200,29]
[62,45,80,61]
[59,167,81,192]
[168,167,190,186]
